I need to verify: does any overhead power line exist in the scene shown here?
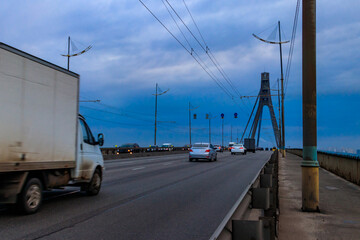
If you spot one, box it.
[284,0,301,97]
[168,0,246,100]
[139,0,237,101]
[83,115,153,127]
[161,0,235,99]
[140,0,251,115]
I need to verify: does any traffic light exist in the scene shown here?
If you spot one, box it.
[234,113,238,118]
[206,114,209,119]
[221,113,224,119]
[193,114,197,119]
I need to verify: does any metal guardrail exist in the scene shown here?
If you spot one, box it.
[101,147,189,155]
[209,151,279,240]
[100,147,190,160]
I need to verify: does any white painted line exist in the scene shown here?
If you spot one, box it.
[132,167,145,171]
[163,162,174,166]
[117,162,134,165]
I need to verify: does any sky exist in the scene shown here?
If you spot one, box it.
[1,0,359,151]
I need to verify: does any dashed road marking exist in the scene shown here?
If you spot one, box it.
[132,167,145,171]
[163,162,174,166]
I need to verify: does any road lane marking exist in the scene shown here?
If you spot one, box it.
[132,167,145,171]
[163,162,174,166]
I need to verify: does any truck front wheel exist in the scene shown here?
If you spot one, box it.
[86,169,102,196]
[18,178,43,214]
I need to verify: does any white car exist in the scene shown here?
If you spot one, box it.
[231,144,247,155]
[189,143,217,162]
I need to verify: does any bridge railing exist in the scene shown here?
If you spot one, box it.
[209,151,279,240]
[287,148,360,185]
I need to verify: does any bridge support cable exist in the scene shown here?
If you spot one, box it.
[240,95,259,143]
[285,0,301,96]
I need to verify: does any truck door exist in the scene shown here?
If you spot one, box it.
[78,118,102,180]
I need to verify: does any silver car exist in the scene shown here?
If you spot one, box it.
[231,144,247,155]
[189,143,217,162]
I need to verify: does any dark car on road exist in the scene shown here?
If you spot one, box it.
[213,144,224,152]
[117,143,140,153]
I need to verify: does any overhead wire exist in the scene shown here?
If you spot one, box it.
[165,0,250,114]
[80,105,154,123]
[83,115,153,127]
[161,0,235,99]
[284,0,300,97]
[180,0,245,99]
[139,0,237,101]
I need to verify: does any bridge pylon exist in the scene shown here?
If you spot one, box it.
[242,72,280,147]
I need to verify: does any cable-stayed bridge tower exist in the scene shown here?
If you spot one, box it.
[241,72,280,147]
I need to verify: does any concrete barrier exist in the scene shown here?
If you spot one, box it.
[209,151,279,240]
[101,147,189,160]
[287,149,360,185]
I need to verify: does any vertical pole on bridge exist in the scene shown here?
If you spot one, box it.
[209,117,211,144]
[222,118,224,147]
[189,102,192,145]
[302,0,319,212]
[67,36,70,70]
[278,21,286,157]
[154,83,158,146]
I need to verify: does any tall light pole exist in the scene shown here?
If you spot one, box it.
[221,113,225,147]
[278,21,286,157]
[278,78,282,152]
[302,0,319,212]
[237,128,239,143]
[153,83,169,146]
[206,113,217,144]
[209,117,211,144]
[67,36,70,70]
[189,102,199,145]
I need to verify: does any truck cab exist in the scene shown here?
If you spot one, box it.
[75,115,104,183]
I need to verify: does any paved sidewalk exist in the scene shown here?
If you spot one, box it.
[279,153,360,240]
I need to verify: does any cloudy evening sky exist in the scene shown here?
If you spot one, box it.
[1,0,359,151]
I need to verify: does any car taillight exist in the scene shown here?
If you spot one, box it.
[189,149,193,152]
[240,147,243,149]
[229,147,233,150]
[205,149,210,152]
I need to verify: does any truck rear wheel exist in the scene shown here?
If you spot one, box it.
[86,169,102,196]
[18,178,43,214]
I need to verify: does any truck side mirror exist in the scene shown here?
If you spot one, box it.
[98,133,104,146]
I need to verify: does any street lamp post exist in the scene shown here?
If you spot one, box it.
[153,83,169,146]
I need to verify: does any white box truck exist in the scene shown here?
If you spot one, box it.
[0,43,104,214]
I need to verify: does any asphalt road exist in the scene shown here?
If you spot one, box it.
[0,151,273,240]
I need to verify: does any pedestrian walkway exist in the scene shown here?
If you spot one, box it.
[278,152,360,240]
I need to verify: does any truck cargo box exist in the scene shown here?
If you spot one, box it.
[244,138,256,153]
[0,43,79,172]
